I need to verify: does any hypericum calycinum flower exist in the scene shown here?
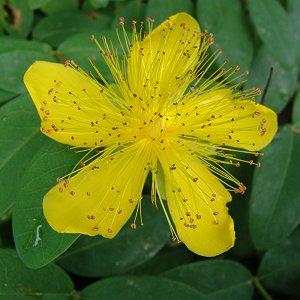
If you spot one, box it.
[24,13,277,256]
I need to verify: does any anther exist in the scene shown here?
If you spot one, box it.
[170,164,176,171]
[119,17,125,25]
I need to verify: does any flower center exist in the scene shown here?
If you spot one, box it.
[136,114,169,142]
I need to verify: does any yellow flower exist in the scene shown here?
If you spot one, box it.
[24,13,277,257]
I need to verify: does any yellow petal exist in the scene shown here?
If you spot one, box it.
[158,140,235,256]
[127,13,201,98]
[24,61,120,148]
[178,89,278,151]
[43,141,151,238]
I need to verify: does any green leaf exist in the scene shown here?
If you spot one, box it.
[288,0,300,68]
[26,0,51,10]
[292,91,300,126]
[0,38,51,100]
[0,90,17,104]
[249,125,300,250]
[129,245,195,275]
[81,276,206,299]
[89,0,110,9]
[248,0,296,69]
[0,95,46,218]
[0,0,33,38]
[40,0,79,14]
[0,50,54,94]
[57,33,99,72]
[197,0,253,71]
[13,140,81,268]
[258,228,300,295]
[57,197,169,277]
[33,11,111,47]
[57,30,118,81]
[0,36,52,54]
[146,0,193,25]
[245,46,298,113]
[228,197,254,259]
[112,0,147,29]
[0,248,75,299]
[225,155,255,259]
[163,259,253,300]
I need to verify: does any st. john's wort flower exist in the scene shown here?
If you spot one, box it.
[24,13,277,256]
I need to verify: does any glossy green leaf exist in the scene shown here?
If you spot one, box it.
[0,3,4,35]
[0,90,17,104]
[26,0,51,10]
[245,46,298,113]
[228,197,254,259]
[258,228,300,295]
[89,0,110,8]
[226,155,255,259]
[0,0,33,38]
[292,92,300,126]
[288,0,300,67]
[0,95,46,218]
[112,0,146,28]
[57,33,99,73]
[0,38,51,100]
[0,248,75,300]
[249,125,300,250]
[163,260,253,300]
[58,197,169,277]
[146,0,193,25]
[197,0,253,71]
[40,0,79,14]
[129,245,195,275]
[57,30,119,81]
[0,50,54,94]
[13,140,81,268]
[33,11,111,47]
[248,0,296,69]
[82,276,206,300]
[0,36,52,54]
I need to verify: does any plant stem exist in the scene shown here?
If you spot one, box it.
[253,277,273,300]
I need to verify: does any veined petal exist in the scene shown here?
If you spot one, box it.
[158,140,235,257]
[43,141,152,238]
[127,13,201,99]
[178,89,277,151]
[24,61,122,148]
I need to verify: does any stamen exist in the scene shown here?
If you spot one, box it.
[157,191,180,242]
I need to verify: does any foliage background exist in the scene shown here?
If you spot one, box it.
[0,0,299,299]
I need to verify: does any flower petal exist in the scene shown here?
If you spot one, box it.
[24,61,121,148]
[127,13,201,97]
[43,141,151,238]
[179,89,277,151]
[158,141,235,256]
